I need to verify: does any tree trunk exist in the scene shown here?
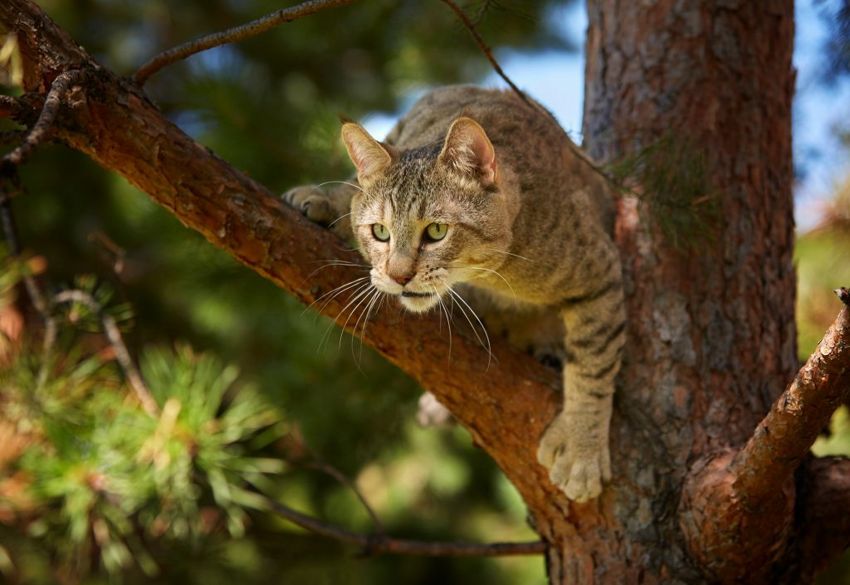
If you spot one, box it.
[2,1,849,584]
[554,0,801,582]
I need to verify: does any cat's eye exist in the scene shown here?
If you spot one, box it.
[372,223,390,242]
[424,223,448,242]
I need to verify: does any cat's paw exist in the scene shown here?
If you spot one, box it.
[282,185,337,226]
[537,413,611,503]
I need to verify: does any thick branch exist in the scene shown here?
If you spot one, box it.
[680,296,850,583]
[133,0,359,85]
[731,294,850,495]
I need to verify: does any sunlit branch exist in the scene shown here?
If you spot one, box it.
[730,288,850,497]
[133,0,359,85]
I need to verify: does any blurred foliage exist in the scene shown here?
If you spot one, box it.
[816,0,850,81]
[1,0,574,583]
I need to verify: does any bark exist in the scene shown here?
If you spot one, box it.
[2,0,849,584]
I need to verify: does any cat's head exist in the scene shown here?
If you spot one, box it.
[342,117,513,313]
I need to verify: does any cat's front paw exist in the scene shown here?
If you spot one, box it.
[282,185,337,226]
[537,413,611,503]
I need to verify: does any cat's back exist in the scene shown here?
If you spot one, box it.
[386,86,562,157]
[385,85,613,234]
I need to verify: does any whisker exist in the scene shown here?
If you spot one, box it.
[442,281,492,370]
[317,281,372,352]
[486,247,533,262]
[451,265,517,301]
[316,180,364,193]
[338,284,376,350]
[328,212,352,229]
[307,261,370,280]
[303,276,369,316]
[434,285,453,363]
[355,288,383,365]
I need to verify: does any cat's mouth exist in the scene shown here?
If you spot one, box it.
[401,291,436,298]
[397,289,441,313]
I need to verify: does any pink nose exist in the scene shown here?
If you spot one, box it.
[390,274,413,286]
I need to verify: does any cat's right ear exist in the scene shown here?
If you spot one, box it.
[341,123,395,187]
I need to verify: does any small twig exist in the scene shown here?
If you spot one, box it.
[133,0,359,85]
[472,0,495,28]
[50,289,159,416]
[301,459,384,535]
[262,494,546,557]
[439,0,531,107]
[1,71,81,171]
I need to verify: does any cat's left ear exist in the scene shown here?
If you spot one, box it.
[438,117,498,187]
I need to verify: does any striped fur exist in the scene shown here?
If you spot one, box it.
[284,86,625,502]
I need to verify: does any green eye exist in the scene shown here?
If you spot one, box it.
[425,223,448,242]
[372,223,390,241]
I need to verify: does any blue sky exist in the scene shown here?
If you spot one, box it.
[363,0,850,231]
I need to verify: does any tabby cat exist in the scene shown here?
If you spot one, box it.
[284,86,625,502]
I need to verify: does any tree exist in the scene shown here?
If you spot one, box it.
[0,0,848,584]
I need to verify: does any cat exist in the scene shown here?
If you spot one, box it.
[283,85,625,503]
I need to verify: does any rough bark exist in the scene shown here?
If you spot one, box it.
[579,0,826,583]
[2,0,849,583]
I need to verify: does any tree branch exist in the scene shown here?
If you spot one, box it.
[49,289,159,416]
[679,292,850,583]
[1,70,80,171]
[438,0,531,106]
[263,494,546,558]
[731,289,850,495]
[133,0,360,85]
[0,0,569,530]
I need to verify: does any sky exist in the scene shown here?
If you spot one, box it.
[362,0,850,232]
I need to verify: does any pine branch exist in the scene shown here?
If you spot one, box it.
[50,289,159,416]
[133,0,360,85]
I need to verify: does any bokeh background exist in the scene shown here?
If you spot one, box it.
[1,0,849,583]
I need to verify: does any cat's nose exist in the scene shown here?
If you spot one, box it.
[390,273,413,286]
